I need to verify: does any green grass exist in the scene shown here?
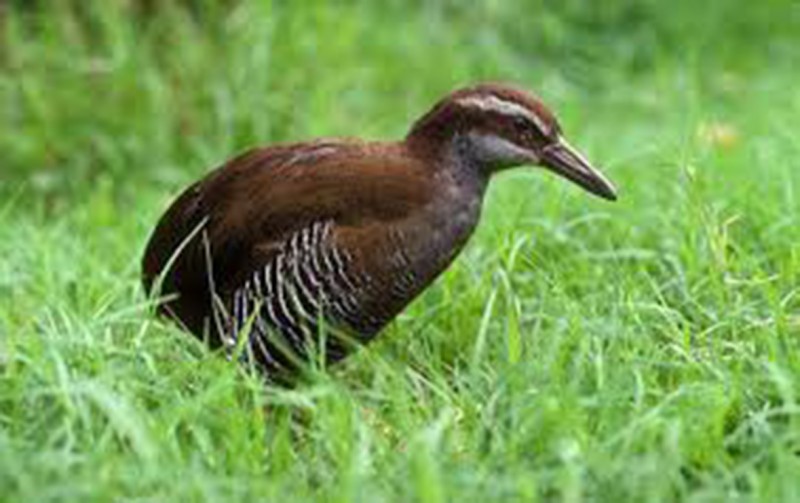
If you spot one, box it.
[1,1,799,501]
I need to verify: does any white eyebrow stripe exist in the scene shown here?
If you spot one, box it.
[456,95,551,135]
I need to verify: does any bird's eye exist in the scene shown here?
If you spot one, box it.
[513,117,528,132]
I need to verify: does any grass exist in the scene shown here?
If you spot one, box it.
[1,1,799,501]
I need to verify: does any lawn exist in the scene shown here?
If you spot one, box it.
[1,1,799,501]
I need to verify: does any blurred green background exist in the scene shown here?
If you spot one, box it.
[2,0,796,198]
[1,1,799,502]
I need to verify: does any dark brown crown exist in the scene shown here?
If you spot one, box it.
[406,82,561,157]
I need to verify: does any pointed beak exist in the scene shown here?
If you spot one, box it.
[539,138,618,201]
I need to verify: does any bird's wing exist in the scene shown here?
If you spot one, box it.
[141,141,432,336]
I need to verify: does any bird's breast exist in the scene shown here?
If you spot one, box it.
[381,176,485,299]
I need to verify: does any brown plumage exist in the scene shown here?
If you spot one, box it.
[142,83,617,378]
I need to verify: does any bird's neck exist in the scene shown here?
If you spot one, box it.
[388,136,488,288]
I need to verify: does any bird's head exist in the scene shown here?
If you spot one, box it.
[407,83,617,201]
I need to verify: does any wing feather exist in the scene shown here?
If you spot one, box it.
[141,140,432,343]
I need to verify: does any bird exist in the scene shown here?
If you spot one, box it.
[141,82,617,379]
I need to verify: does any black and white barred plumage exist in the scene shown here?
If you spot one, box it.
[221,220,376,373]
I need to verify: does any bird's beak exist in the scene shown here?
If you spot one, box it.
[539,138,618,201]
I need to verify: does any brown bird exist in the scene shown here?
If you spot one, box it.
[142,83,617,378]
